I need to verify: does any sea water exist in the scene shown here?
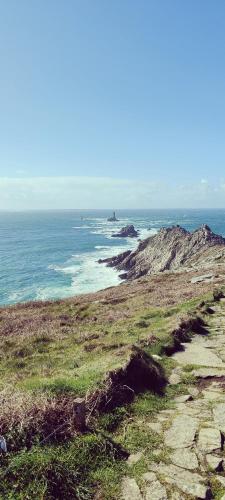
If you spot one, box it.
[1,209,225,306]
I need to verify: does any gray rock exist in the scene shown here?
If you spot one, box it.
[74,397,87,432]
[142,471,157,482]
[101,224,225,280]
[192,367,225,378]
[121,477,142,500]
[150,463,209,498]
[112,224,138,238]
[206,454,224,470]
[174,394,193,403]
[173,343,225,368]
[213,403,225,433]
[168,372,181,385]
[170,449,198,470]
[127,451,143,466]
[145,480,167,500]
[198,427,221,453]
[191,273,214,284]
[164,415,198,449]
[202,389,225,401]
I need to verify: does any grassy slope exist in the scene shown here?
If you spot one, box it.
[0,271,223,499]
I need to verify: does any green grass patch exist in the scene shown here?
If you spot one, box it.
[0,434,126,500]
[19,373,98,396]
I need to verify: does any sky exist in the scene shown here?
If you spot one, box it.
[0,0,225,209]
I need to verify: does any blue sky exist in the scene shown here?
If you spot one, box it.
[1,0,225,208]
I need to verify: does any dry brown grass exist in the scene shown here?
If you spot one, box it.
[0,386,80,451]
[1,264,225,341]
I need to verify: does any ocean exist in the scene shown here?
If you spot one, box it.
[1,209,225,306]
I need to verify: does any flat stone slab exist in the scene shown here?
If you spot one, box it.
[191,273,214,283]
[170,449,198,470]
[174,400,212,419]
[121,477,142,500]
[151,463,209,498]
[127,451,143,466]
[173,343,225,367]
[142,472,157,483]
[174,394,192,403]
[198,427,221,453]
[202,389,225,401]
[192,367,225,378]
[164,415,198,449]
[213,403,225,433]
[145,481,167,500]
[206,454,224,471]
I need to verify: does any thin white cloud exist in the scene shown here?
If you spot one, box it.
[0,176,225,210]
[15,169,27,175]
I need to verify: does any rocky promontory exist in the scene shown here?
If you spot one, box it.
[112,224,139,238]
[100,224,225,280]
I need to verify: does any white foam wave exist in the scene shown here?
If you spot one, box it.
[95,245,109,249]
[46,246,128,297]
[72,225,91,229]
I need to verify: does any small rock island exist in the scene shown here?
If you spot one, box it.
[107,211,119,222]
[112,224,139,238]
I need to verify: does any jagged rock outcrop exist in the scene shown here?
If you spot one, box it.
[112,225,139,238]
[100,224,225,280]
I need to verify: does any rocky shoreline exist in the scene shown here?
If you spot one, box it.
[99,224,225,280]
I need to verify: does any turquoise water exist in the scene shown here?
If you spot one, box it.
[1,209,225,306]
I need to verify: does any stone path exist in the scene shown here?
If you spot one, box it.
[122,300,225,499]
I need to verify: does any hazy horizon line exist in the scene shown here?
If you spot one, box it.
[1,207,225,212]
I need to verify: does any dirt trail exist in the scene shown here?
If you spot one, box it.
[122,299,225,499]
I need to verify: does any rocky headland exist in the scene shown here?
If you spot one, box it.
[100,224,225,279]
